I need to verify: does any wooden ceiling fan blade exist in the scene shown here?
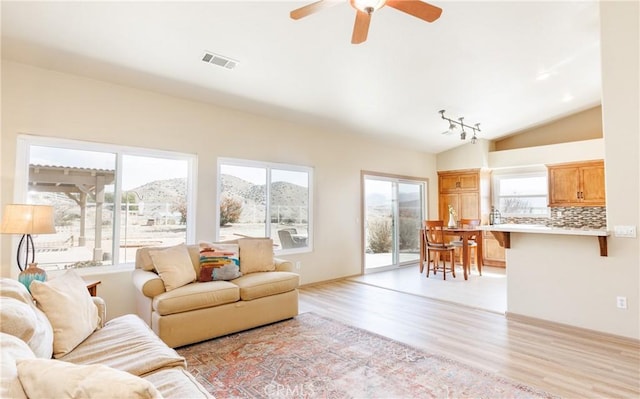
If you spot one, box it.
[385,0,442,22]
[351,10,371,44]
[290,0,342,20]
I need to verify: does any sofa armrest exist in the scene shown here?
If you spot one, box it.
[132,269,165,299]
[274,258,295,272]
[92,297,106,328]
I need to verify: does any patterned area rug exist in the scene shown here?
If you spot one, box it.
[177,313,556,399]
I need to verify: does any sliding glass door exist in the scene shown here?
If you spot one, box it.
[363,173,426,273]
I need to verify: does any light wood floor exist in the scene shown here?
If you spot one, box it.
[299,280,640,399]
[351,264,507,313]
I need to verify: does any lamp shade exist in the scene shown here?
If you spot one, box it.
[1,204,56,235]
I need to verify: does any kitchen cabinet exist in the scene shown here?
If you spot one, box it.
[439,172,478,192]
[437,169,490,223]
[438,169,504,267]
[482,231,505,267]
[547,160,605,207]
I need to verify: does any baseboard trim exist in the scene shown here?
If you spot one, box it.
[299,274,361,288]
[505,311,640,347]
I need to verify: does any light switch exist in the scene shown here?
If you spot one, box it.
[614,225,637,238]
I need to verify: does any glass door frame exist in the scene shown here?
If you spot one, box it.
[361,171,428,274]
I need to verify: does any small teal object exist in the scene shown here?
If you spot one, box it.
[18,263,47,293]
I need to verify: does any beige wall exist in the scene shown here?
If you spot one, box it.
[1,61,438,319]
[435,138,491,171]
[493,106,603,151]
[488,139,604,168]
[438,2,639,339]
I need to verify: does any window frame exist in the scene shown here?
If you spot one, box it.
[14,135,197,271]
[492,167,549,218]
[217,157,313,255]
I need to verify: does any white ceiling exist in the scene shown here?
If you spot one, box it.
[1,1,602,153]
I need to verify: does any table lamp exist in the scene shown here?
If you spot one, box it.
[1,204,56,290]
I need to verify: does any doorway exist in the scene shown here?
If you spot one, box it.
[362,172,427,273]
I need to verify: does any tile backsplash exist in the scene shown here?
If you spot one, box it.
[502,206,607,229]
[547,206,607,229]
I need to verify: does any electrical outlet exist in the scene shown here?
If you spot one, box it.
[295,261,301,271]
[614,225,637,238]
[616,296,628,309]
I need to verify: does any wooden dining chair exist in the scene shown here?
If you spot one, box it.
[450,218,480,273]
[422,220,456,280]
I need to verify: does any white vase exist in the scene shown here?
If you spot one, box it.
[448,214,456,228]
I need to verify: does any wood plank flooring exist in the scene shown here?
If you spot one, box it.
[299,280,640,398]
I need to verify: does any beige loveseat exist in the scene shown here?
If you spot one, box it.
[132,238,300,348]
[0,274,212,399]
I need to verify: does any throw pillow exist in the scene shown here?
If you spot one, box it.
[212,263,242,281]
[17,358,163,399]
[148,244,196,291]
[29,270,100,359]
[0,297,53,359]
[0,278,34,305]
[0,297,37,343]
[238,238,275,274]
[1,332,35,399]
[198,243,241,281]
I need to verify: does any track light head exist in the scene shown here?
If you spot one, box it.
[438,110,482,144]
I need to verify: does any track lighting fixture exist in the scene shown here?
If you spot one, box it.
[439,110,481,144]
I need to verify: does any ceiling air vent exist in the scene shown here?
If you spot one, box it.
[202,51,238,70]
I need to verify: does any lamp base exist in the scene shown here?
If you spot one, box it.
[18,263,47,292]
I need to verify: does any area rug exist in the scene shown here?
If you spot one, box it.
[177,313,556,399]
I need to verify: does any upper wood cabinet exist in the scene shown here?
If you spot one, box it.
[437,169,489,222]
[439,172,479,193]
[439,169,500,265]
[547,160,605,207]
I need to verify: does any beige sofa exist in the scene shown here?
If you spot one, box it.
[0,276,212,399]
[132,239,300,348]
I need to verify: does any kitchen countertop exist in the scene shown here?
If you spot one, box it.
[480,224,609,237]
[480,224,609,256]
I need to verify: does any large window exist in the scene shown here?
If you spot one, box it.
[217,158,312,253]
[16,136,196,271]
[493,168,549,217]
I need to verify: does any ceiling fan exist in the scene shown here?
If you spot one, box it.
[290,0,442,44]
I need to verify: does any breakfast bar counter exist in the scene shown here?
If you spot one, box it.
[480,224,610,256]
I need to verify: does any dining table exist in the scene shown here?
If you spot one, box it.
[420,226,483,280]
[444,226,483,280]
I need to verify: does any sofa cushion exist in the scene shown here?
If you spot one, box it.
[149,244,197,291]
[0,332,35,399]
[0,297,53,358]
[59,314,185,376]
[238,238,275,274]
[30,270,100,358]
[232,271,300,301]
[17,358,163,399]
[143,367,213,398]
[153,281,240,316]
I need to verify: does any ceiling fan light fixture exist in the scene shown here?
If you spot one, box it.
[351,0,386,13]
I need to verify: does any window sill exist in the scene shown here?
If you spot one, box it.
[47,263,135,279]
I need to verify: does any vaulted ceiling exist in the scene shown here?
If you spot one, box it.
[1,1,602,153]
